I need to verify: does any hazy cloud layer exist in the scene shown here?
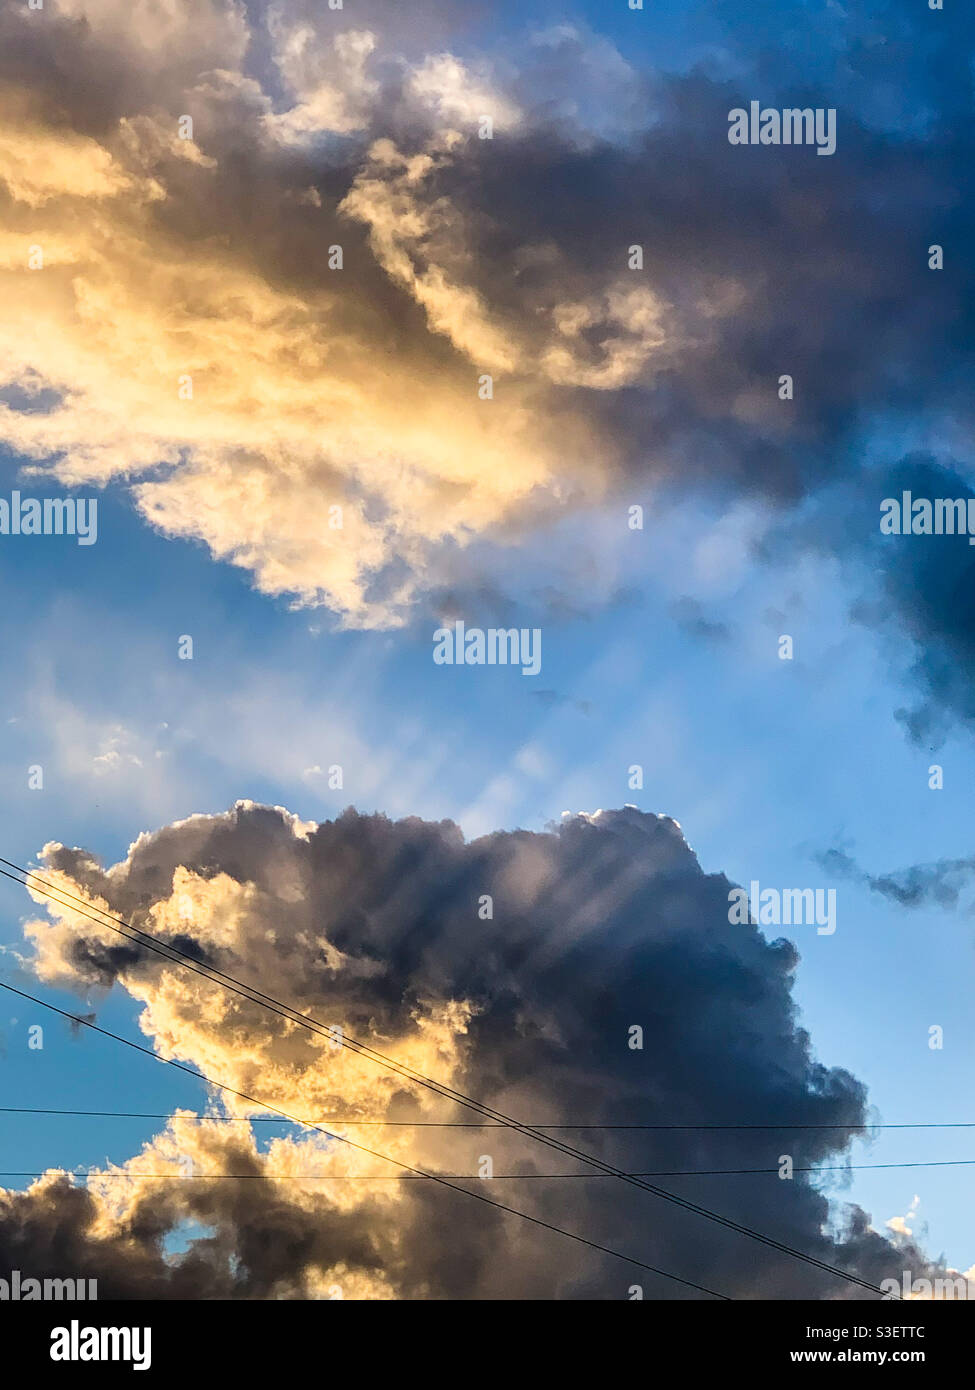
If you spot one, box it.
[1,801,956,1298]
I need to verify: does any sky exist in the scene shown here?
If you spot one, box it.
[0,0,973,1300]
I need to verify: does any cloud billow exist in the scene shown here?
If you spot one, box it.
[0,0,971,655]
[2,801,943,1299]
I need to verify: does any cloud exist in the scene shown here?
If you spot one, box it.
[887,1195,922,1241]
[0,2,615,627]
[263,18,381,141]
[1,0,972,646]
[868,458,975,744]
[817,845,975,911]
[3,801,952,1298]
[407,53,521,134]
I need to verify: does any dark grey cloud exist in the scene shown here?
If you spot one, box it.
[873,458,975,744]
[767,454,975,744]
[5,802,938,1298]
[818,845,975,912]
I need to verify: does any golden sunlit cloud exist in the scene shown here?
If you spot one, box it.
[0,0,673,625]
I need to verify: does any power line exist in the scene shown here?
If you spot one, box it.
[4,1158,975,1180]
[0,858,896,1298]
[0,978,730,1302]
[0,1106,972,1130]
[0,859,896,1297]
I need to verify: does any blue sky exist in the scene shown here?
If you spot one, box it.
[1,468,973,1271]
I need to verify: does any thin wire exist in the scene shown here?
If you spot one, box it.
[0,978,731,1301]
[0,859,894,1298]
[0,1106,971,1129]
[3,1159,975,1180]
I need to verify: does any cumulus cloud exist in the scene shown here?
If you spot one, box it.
[887,1195,922,1241]
[2,801,953,1298]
